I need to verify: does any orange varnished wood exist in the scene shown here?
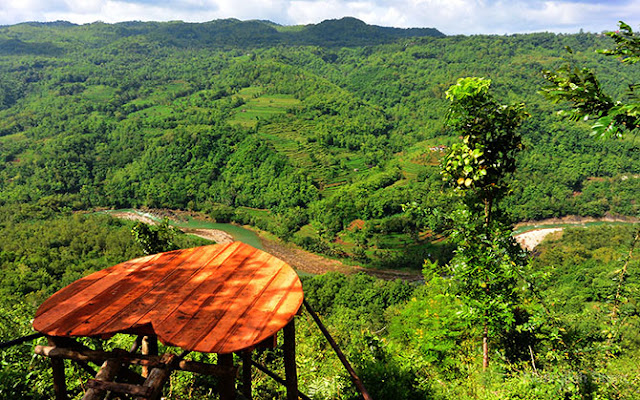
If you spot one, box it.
[33,242,304,354]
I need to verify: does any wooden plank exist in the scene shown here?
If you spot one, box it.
[34,254,160,326]
[207,264,298,352]
[49,249,194,337]
[156,244,261,350]
[133,242,242,329]
[220,271,301,352]
[91,246,226,335]
[34,254,156,319]
[34,253,168,335]
[190,253,283,353]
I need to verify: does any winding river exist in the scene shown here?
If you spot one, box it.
[100,209,263,249]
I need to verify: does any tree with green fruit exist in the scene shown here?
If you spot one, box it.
[439,77,530,370]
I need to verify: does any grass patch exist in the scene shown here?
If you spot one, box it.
[83,85,116,103]
[396,140,445,178]
[228,92,300,128]
[237,207,271,218]
[0,132,26,144]
[236,86,263,99]
[296,224,319,239]
[271,24,305,33]
[236,207,275,228]
[128,105,174,119]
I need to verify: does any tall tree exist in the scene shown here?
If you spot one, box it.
[441,77,529,370]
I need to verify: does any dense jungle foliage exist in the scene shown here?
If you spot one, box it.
[0,18,639,266]
[1,18,640,399]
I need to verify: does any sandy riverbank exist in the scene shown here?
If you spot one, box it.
[513,214,639,250]
[514,228,563,251]
[109,211,234,245]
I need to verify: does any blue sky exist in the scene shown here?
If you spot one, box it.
[1,0,639,35]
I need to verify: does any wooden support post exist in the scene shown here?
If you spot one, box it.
[50,355,67,400]
[140,353,177,400]
[304,300,373,400]
[141,335,158,378]
[47,337,68,400]
[218,353,235,400]
[283,319,298,400]
[248,360,312,400]
[241,351,252,400]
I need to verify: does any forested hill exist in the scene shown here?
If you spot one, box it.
[0,17,444,50]
[3,20,640,400]
[1,20,639,269]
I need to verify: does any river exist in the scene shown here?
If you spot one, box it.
[99,209,263,249]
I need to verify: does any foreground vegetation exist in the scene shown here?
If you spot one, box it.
[0,206,638,399]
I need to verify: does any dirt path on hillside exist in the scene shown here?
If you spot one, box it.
[259,236,423,282]
[259,238,354,275]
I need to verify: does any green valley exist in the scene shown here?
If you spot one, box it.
[1,17,639,399]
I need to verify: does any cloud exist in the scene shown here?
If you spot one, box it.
[0,0,639,34]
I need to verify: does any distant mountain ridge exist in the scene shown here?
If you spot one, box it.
[0,17,444,49]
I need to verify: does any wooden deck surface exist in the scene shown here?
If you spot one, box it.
[33,242,303,354]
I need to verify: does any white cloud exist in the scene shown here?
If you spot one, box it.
[1,0,639,34]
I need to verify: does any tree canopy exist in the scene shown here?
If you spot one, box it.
[542,21,640,138]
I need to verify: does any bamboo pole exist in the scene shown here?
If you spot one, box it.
[0,332,43,349]
[303,300,373,400]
